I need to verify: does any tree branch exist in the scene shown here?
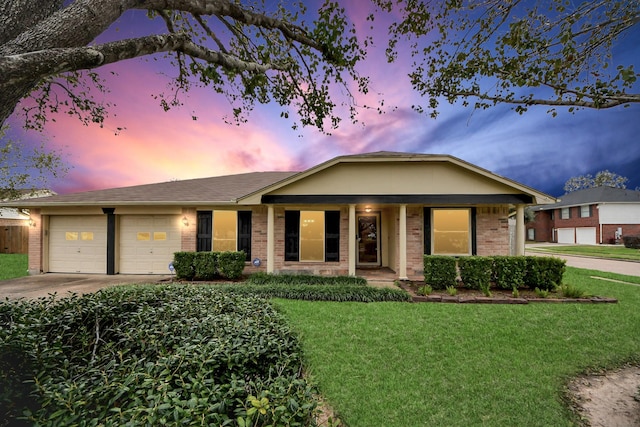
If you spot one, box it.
[1,32,286,86]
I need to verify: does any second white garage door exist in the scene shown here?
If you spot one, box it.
[119,215,181,274]
[576,227,597,245]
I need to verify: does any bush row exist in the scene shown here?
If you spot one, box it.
[173,251,245,280]
[0,286,318,427]
[247,272,368,287]
[622,235,640,249]
[424,255,566,291]
[215,283,411,302]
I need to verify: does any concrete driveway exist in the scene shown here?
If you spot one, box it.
[526,244,640,277]
[0,273,173,300]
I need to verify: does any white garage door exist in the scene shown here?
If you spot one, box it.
[120,215,181,274]
[557,228,575,244]
[576,227,597,245]
[49,216,107,273]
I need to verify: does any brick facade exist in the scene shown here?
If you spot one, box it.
[527,204,640,244]
[475,206,510,255]
[28,209,42,274]
[180,208,197,251]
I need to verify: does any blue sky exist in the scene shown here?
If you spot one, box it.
[5,1,640,197]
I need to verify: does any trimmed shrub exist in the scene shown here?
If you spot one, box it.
[0,286,318,426]
[423,255,457,289]
[218,283,411,302]
[173,251,245,280]
[247,272,367,286]
[458,256,492,290]
[172,251,195,279]
[622,235,640,249]
[524,256,566,291]
[193,251,218,280]
[217,251,246,279]
[491,256,526,290]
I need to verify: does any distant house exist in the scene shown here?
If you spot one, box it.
[527,186,640,245]
[10,152,555,277]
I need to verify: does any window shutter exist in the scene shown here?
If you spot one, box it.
[285,211,300,261]
[423,207,431,255]
[237,211,252,260]
[471,207,477,255]
[197,211,212,252]
[325,211,340,262]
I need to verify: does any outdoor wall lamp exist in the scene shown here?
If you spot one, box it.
[28,218,36,227]
[182,216,189,227]
[365,207,372,213]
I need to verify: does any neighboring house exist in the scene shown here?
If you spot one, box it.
[11,152,555,278]
[1,189,55,253]
[527,186,640,245]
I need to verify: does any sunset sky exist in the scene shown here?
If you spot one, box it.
[5,1,640,197]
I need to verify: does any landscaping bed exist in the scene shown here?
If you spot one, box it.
[399,281,618,304]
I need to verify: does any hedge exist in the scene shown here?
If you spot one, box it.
[216,283,411,302]
[423,255,565,290]
[622,235,640,249]
[458,257,493,291]
[0,286,318,426]
[423,256,458,289]
[173,251,245,280]
[247,272,368,286]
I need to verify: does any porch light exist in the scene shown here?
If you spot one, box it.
[365,207,372,213]
[28,218,36,227]
[181,216,189,226]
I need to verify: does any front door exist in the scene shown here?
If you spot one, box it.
[357,213,380,266]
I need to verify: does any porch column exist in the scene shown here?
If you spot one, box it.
[348,204,356,276]
[399,204,409,280]
[516,204,525,255]
[267,205,275,273]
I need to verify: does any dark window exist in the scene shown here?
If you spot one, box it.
[197,211,212,252]
[325,211,340,262]
[285,211,300,261]
[238,211,252,260]
[284,210,340,262]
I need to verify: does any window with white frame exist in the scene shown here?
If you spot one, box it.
[560,208,570,219]
[580,205,591,218]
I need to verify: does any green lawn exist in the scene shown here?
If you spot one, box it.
[275,267,640,427]
[0,253,28,280]
[528,244,640,261]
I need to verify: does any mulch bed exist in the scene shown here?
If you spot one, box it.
[399,283,618,304]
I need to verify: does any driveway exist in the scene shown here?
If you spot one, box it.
[0,273,173,300]
[526,244,640,277]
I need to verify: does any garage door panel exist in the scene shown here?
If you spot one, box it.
[557,228,575,244]
[49,216,107,273]
[576,227,596,245]
[119,215,181,274]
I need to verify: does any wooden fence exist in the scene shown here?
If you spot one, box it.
[1,226,28,254]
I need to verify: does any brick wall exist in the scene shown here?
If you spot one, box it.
[475,206,510,255]
[28,209,42,274]
[180,208,197,251]
[406,206,424,279]
[244,207,268,274]
[527,210,554,242]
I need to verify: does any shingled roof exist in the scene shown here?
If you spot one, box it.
[534,186,640,210]
[10,172,296,207]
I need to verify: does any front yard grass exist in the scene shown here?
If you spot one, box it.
[275,267,640,426]
[528,244,640,261]
[0,254,28,280]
